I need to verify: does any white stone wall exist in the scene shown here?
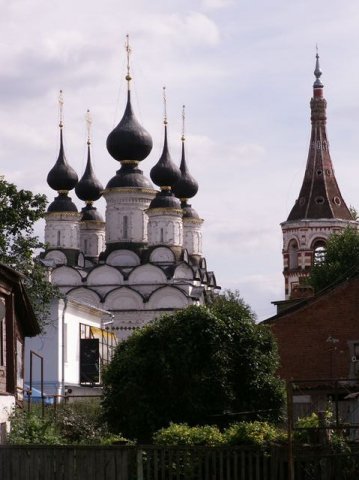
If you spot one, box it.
[103,189,155,244]
[147,210,183,247]
[45,212,81,250]
[183,219,203,255]
[79,223,105,259]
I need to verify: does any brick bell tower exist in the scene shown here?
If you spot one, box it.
[281,52,357,299]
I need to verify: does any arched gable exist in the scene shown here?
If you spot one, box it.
[44,250,67,266]
[106,249,140,267]
[104,287,144,310]
[129,264,167,285]
[67,287,101,307]
[147,286,189,309]
[86,265,124,286]
[173,263,194,280]
[51,266,82,286]
[149,247,175,264]
[310,236,327,249]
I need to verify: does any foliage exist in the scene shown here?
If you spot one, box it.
[224,421,286,446]
[153,421,286,447]
[7,401,133,445]
[7,410,63,445]
[294,409,351,452]
[308,227,359,293]
[0,177,58,328]
[102,291,285,441]
[153,423,224,447]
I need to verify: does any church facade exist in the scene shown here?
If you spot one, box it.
[40,48,219,340]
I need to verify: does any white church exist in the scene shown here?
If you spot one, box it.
[25,41,219,396]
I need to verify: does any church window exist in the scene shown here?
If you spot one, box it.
[160,228,164,243]
[316,170,322,175]
[315,196,324,205]
[57,231,61,246]
[84,239,88,253]
[288,240,298,270]
[312,240,326,265]
[333,196,341,206]
[123,216,128,239]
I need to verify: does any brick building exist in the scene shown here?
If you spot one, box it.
[265,275,359,383]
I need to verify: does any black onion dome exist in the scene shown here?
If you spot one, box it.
[106,91,153,162]
[182,202,200,219]
[75,145,103,202]
[81,204,104,222]
[150,125,181,187]
[47,193,78,213]
[149,189,181,209]
[47,129,78,192]
[173,141,198,199]
[106,164,153,189]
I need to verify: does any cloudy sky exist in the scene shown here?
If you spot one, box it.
[1,0,359,319]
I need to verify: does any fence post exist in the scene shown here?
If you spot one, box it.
[286,380,294,480]
[136,449,144,480]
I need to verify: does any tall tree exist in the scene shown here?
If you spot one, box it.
[308,227,359,293]
[0,177,57,328]
[102,291,285,441]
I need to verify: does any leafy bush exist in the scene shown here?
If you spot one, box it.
[103,293,285,441]
[153,423,224,446]
[7,401,133,445]
[224,421,285,446]
[7,411,63,445]
[153,422,286,447]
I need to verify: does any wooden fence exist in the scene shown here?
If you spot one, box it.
[0,444,359,480]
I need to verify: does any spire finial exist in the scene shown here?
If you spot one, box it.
[86,109,92,145]
[163,86,168,125]
[125,34,132,88]
[181,105,186,142]
[313,46,323,89]
[58,89,64,129]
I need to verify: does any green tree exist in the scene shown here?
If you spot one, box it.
[0,177,57,328]
[102,291,285,441]
[308,227,359,293]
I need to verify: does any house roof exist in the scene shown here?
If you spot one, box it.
[263,272,358,324]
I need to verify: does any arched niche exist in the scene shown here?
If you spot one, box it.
[44,250,67,266]
[104,287,144,310]
[51,266,82,286]
[147,286,189,309]
[149,247,175,264]
[173,263,194,280]
[86,265,124,286]
[107,249,140,267]
[288,238,299,270]
[129,264,167,285]
[67,287,101,307]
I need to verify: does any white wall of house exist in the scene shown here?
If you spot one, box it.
[25,298,108,398]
